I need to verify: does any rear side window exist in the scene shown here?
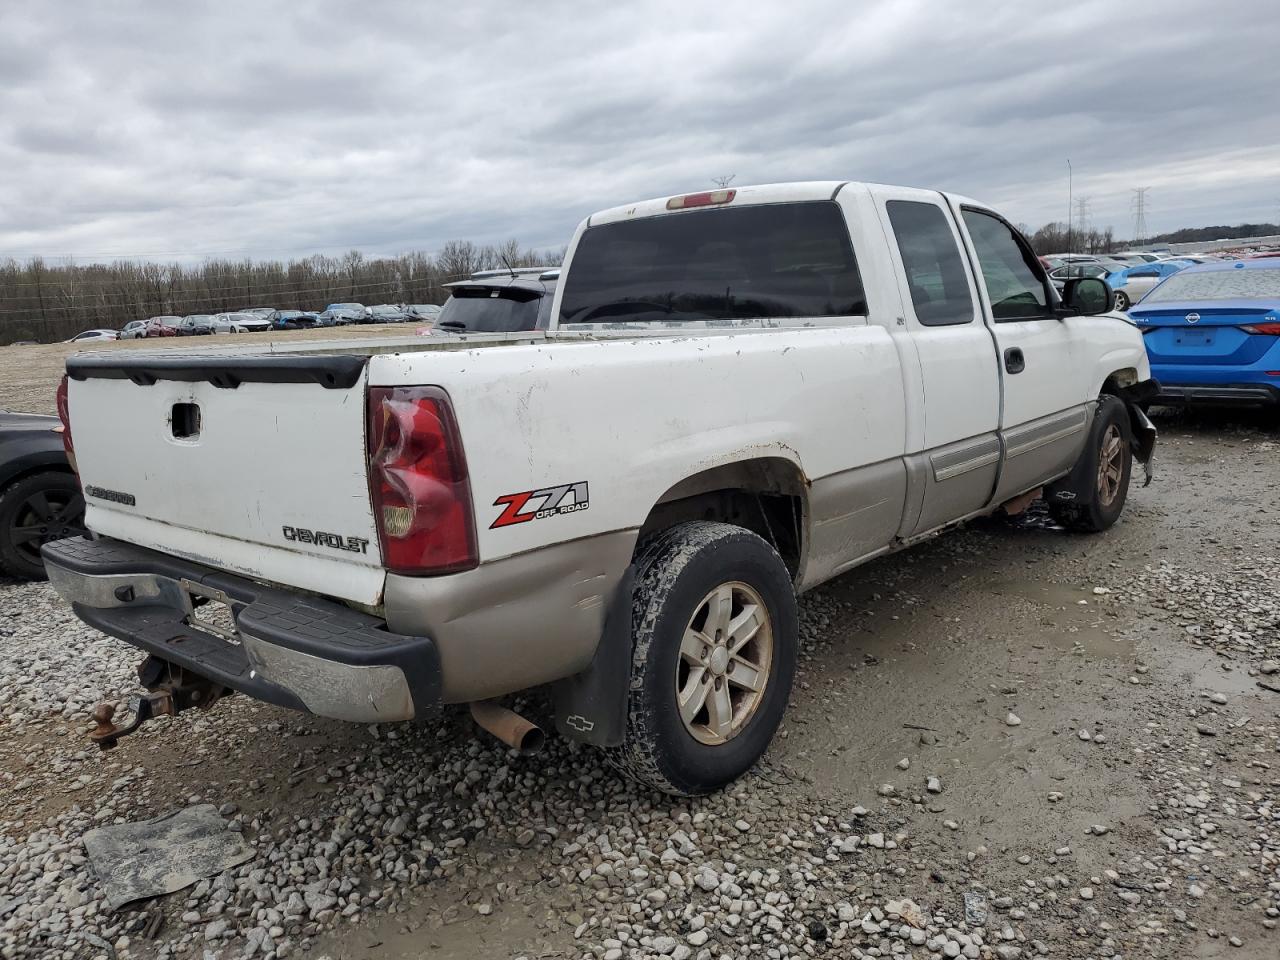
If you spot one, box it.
[559,201,867,325]
[962,210,1053,321]
[886,200,976,326]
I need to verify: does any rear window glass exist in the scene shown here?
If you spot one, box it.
[886,200,975,326]
[1142,267,1280,302]
[559,201,866,325]
[437,287,543,332]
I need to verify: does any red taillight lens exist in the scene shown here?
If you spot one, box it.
[367,386,477,575]
[55,374,76,466]
[1240,322,1280,335]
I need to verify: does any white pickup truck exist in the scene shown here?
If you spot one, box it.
[46,181,1157,796]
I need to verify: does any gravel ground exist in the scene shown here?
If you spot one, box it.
[0,408,1277,960]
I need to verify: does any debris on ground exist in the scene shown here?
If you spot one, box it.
[82,804,253,910]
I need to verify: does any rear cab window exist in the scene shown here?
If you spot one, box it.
[885,200,976,326]
[558,201,867,327]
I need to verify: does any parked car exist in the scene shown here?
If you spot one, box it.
[47,180,1156,795]
[406,304,442,322]
[427,269,559,335]
[177,315,217,335]
[236,307,277,320]
[327,303,366,322]
[314,303,364,326]
[1109,258,1202,310]
[1129,259,1280,408]
[65,329,118,343]
[213,312,272,333]
[365,304,412,323]
[314,308,354,327]
[120,317,180,339]
[1115,251,1163,264]
[271,310,318,330]
[1047,261,1115,295]
[0,409,84,579]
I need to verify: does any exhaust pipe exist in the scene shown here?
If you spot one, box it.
[469,700,545,755]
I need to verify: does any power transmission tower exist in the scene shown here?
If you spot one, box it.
[1131,188,1151,246]
[1073,196,1092,250]
[1074,196,1092,231]
[711,174,735,189]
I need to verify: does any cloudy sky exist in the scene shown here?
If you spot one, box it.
[1,0,1277,264]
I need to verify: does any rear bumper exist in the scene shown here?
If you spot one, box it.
[41,536,440,723]
[1151,381,1280,407]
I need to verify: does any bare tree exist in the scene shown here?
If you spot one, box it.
[0,237,568,344]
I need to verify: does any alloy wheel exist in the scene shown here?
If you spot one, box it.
[1096,424,1125,506]
[9,489,85,565]
[675,581,774,745]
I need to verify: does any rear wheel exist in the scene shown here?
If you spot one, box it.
[0,472,86,580]
[606,521,797,796]
[1047,396,1132,532]
[1113,290,1131,311]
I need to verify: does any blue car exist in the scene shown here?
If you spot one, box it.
[1108,258,1201,311]
[1129,260,1280,408]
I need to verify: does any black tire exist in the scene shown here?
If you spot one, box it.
[1113,290,1131,311]
[1047,396,1132,533]
[606,521,797,796]
[0,471,86,580]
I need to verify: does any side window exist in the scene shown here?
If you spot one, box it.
[961,210,1054,321]
[885,200,976,326]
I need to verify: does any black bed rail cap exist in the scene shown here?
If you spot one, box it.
[65,353,368,389]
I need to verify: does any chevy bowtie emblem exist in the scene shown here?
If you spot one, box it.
[1185,313,1200,323]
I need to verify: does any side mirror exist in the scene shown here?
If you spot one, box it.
[1061,276,1112,315]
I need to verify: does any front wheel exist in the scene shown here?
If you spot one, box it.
[1113,290,1131,311]
[606,521,797,796]
[1047,396,1132,532]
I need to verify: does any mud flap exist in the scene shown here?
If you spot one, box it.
[1048,392,1150,507]
[552,566,635,747]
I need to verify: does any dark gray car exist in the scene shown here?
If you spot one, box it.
[432,269,559,334]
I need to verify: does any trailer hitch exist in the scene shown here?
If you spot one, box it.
[89,658,228,750]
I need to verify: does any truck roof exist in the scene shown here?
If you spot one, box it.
[585,180,983,227]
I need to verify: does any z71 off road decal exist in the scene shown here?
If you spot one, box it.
[491,481,589,529]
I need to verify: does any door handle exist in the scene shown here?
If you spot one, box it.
[1004,347,1025,374]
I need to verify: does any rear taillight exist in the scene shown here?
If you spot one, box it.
[55,374,76,468]
[1239,322,1280,335]
[367,386,477,575]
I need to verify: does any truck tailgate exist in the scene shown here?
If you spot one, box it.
[65,353,384,605]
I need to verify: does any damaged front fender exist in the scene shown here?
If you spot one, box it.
[1117,379,1159,486]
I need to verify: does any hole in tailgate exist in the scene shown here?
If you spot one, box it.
[171,402,201,439]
